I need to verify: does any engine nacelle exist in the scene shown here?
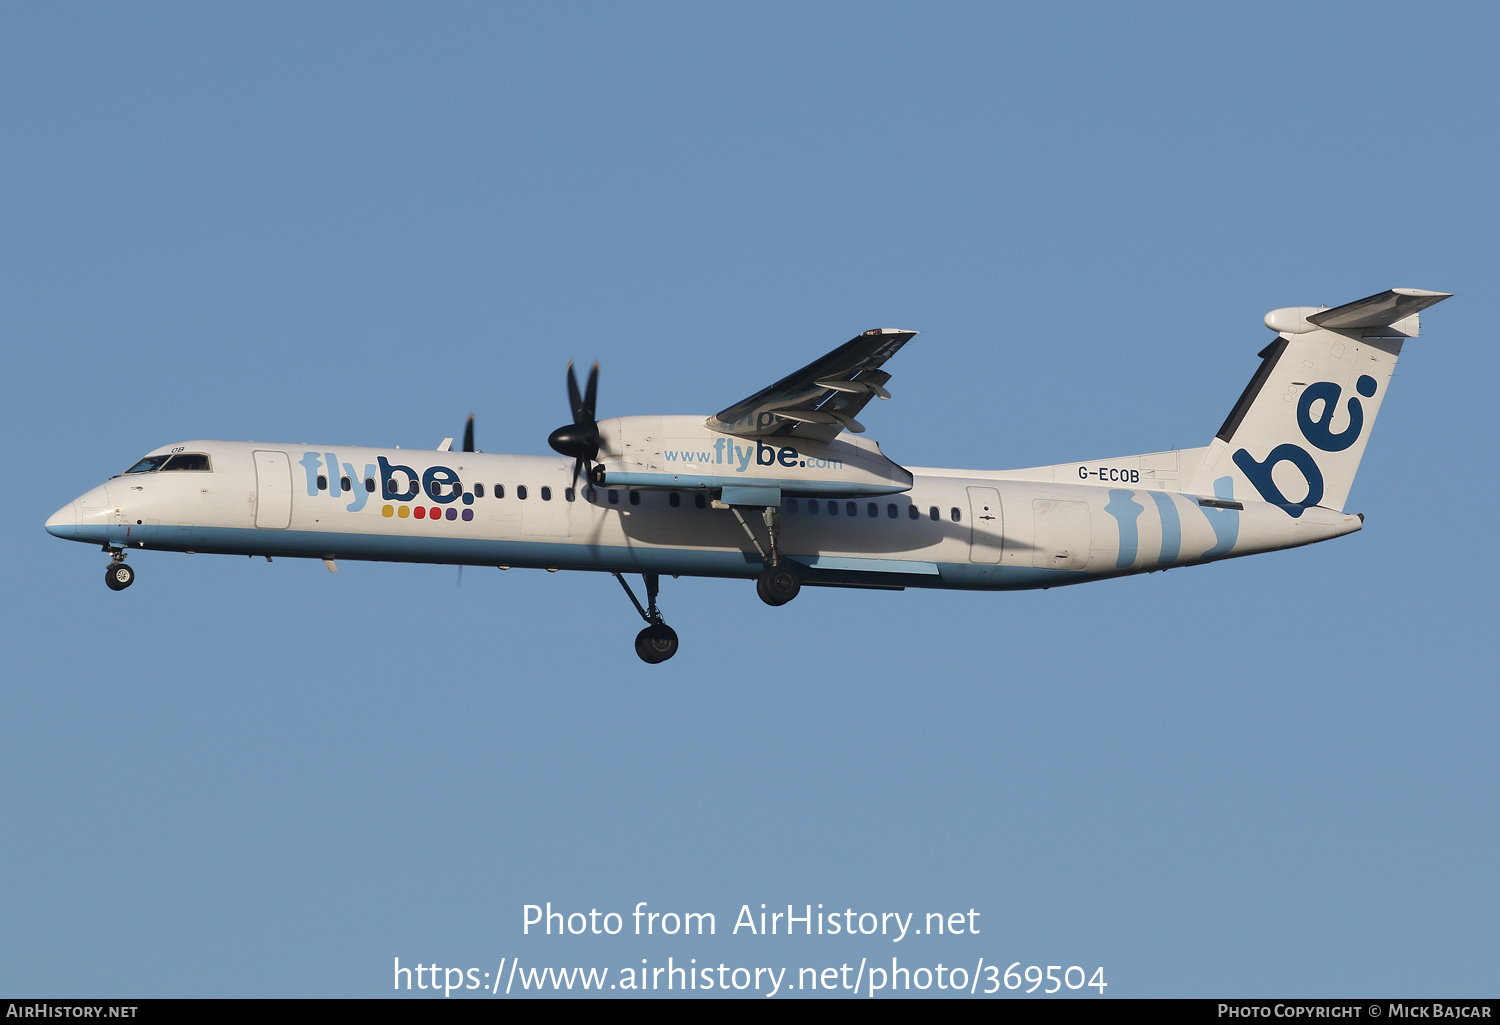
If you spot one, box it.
[593,414,912,498]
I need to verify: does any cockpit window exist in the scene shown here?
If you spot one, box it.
[123,453,212,474]
[163,453,211,471]
[124,455,171,474]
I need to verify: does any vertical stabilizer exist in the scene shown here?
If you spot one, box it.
[1184,288,1450,514]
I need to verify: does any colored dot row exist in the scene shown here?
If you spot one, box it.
[382,505,474,522]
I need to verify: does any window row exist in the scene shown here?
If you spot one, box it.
[784,498,961,523]
[312,475,588,503]
[309,477,962,522]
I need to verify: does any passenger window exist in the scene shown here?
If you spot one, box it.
[785,498,798,513]
[930,506,940,521]
[951,507,962,522]
[846,501,857,517]
[694,493,706,509]
[495,485,505,498]
[908,505,920,520]
[565,488,576,502]
[585,487,597,502]
[867,502,878,518]
[340,476,351,492]
[887,503,898,518]
[826,500,837,516]
[474,483,485,498]
[608,490,620,505]
[629,490,640,505]
[541,486,552,501]
[669,492,681,508]
[517,485,528,500]
[316,474,328,491]
[364,478,375,493]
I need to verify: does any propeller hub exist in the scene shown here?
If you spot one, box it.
[548,424,599,460]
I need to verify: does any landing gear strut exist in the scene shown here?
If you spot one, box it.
[104,549,134,591]
[732,504,801,607]
[614,571,679,664]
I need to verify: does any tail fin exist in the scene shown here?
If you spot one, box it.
[1185,288,1450,514]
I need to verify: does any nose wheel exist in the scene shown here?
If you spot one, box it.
[105,558,134,591]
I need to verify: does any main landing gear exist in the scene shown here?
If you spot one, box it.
[756,563,801,606]
[614,571,679,664]
[103,548,134,591]
[728,503,802,607]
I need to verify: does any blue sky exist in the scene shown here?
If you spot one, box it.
[3,2,1496,998]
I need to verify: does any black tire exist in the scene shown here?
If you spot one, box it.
[634,623,679,664]
[105,563,134,591]
[756,565,801,606]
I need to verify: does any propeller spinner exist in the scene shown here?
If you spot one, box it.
[547,361,602,486]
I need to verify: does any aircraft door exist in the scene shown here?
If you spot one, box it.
[966,486,1004,564]
[253,450,292,529]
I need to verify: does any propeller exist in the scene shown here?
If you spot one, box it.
[547,361,602,487]
[458,413,477,589]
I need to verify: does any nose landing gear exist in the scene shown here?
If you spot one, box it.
[104,550,134,591]
[614,571,679,664]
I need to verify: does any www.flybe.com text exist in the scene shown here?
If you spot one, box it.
[662,440,841,472]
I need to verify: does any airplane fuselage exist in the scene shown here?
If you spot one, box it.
[46,436,1362,592]
[46,288,1446,662]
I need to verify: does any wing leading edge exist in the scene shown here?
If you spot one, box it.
[707,328,916,442]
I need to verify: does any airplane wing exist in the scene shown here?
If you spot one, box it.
[706,328,916,441]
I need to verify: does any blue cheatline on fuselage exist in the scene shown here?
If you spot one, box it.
[42,519,1099,591]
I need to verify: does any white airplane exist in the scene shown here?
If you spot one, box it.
[46,287,1448,663]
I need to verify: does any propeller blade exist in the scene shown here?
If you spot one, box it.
[581,362,599,423]
[462,414,475,453]
[566,362,584,423]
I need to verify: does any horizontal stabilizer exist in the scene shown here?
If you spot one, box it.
[1306,288,1452,330]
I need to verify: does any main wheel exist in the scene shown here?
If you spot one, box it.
[634,623,679,664]
[756,565,801,606]
[105,562,135,591]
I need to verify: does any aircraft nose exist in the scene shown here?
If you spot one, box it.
[45,501,81,538]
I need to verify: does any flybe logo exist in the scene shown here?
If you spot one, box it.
[1231,374,1377,517]
[297,452,478,522]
